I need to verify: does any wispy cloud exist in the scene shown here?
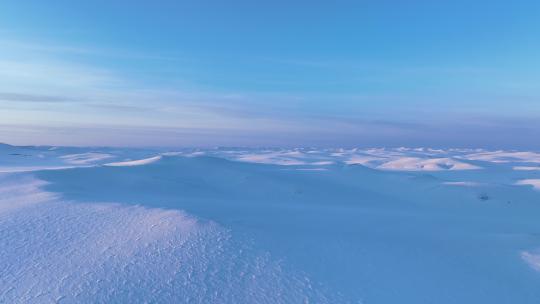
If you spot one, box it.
[1,37,539,148]
[0,92,73,103]
[0,59,121,91]
[0,39,185,62]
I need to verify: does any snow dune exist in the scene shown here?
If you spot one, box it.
[463,151,540,163]
[0,143,159,172]
[198,148,483,171]
[236,151,307,166]
[377,157,480,171]
[2,145,540,303]
[516,179,540,191]
[6,145,540,173]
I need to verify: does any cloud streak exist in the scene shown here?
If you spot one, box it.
[0,92,74,103]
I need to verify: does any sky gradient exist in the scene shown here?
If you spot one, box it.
[1,1,539,148]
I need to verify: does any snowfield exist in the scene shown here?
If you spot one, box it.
[1,144,540,303]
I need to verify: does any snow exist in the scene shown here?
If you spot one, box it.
[0,144,158,172]
[514,166,540,171]
[1,144,540,303]
[191,148,482,171]
[463,151,540,163]
[60,152,115,165]
[104,155,162,167]
[377,157,480,171]
[0,175,340,303]
[236,152,307,166]
[516,179,540,190]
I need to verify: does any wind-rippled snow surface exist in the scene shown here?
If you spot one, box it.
[0,176,340,303]
[1,144,540,303]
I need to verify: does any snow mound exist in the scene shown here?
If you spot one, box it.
[206,148,484,172]
[345,155,386,166]
[514,166,540,171]
[104,156,162,167]
[60,153,115,165]
[236,152,306,166]
[463,151,540,163]
[515,179,540,191]
[377,157,480,171]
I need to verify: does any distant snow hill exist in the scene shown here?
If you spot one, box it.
[1,144,540,303]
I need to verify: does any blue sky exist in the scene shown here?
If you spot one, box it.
[1,1,539,148]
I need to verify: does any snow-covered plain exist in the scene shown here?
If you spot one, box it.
[1,143,540,303]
